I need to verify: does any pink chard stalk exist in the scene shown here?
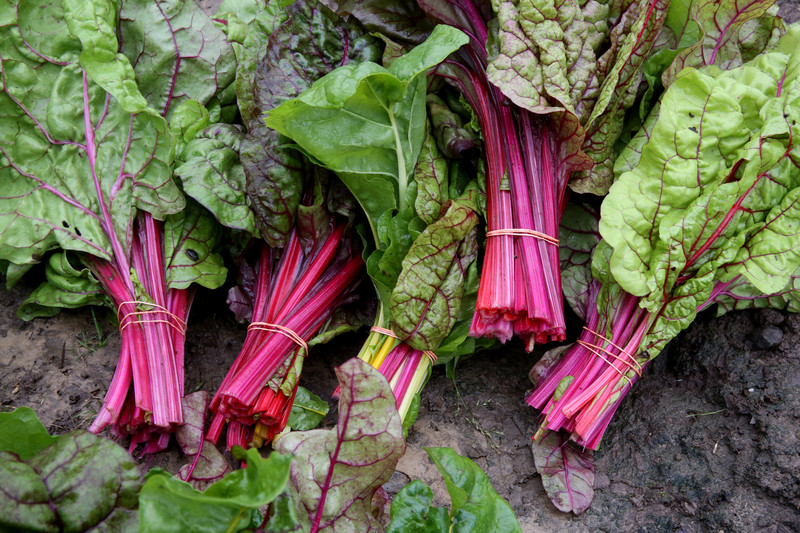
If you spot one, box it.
[207,193,366,449]
[417,0,669,349]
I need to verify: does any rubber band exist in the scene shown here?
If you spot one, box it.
[370,327,438,363]
[486,228,559,246]
[248,322,309,354]
[117,300,186,336]
[582,326,642,375]
[576,340,634,385]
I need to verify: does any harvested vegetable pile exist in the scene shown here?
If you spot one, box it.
[1,0,799,530]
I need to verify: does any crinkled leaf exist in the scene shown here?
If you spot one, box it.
[712,268,800,315]
[485,0,669,195]
[386,480,449,533]
[573,0,672,194]
[0,430,141,532]
[531,430,594,515]
[425,447,522,532]
[600,54,794,296]
[273,358,405,532]
[0,407,56,460]
[390,202,479,351]
[486,0,606,116]
[240,1,382,246]
[663,0,785,85]
[169,99,211,157]
[17,251,109,320]
[288,386,329,431]
[139,447,292,533]
[119,0,236,119]
[324,0,434,45]
[559,201,601,321]
[164,201,227,290]
[176,123,256,234]
[0,0,181,267]
[264,24,469,237]
[427,93,479,160]
[414,125,449,225]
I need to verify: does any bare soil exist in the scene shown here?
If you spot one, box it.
[3,272,799,532]
[3,1,800,531]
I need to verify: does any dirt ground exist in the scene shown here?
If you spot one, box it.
[3,1,800,532]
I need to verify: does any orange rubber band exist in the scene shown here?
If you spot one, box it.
[486,228,559,246]
[370,327,438,363]
[117,300,186,336]
[576,340,635,385]
[582,326,642,375]
[248,322,309,354]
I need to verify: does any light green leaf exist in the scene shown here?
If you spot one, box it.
[62,0,149,113]
[0,407,56,460]
[176,124,256,234]
[139,448,293,533]
[17,251,109,320]
[119,0,236,118]
[164,201,227,290]
[288,386,329,431]
[264,24,469,235]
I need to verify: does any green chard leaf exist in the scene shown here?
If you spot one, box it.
[163,200,227,290]
[139,447,293,533]
[0,427,141,532]
[17,251,109,320]
[486,0,670,195]
[118,0,236,119]
[598,28,800,353]
[0,407,56,460]
[264,24,469,238]
[387,447,521,532]
[414,124,450,225]
[288,386,329,431]
[175,123,257,234]
[390,201,479,351]
[274,358,406,532]
[387,480,450,532]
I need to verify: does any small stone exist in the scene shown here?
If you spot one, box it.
[382,470,411,496]
[594,472,611,490]
[752,326,783,349]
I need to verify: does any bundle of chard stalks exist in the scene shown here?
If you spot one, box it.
[3,0,800,517]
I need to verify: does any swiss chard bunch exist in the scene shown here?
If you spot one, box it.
[206,180,367,449]
[529,24,800,453]
[413,0,670,349]
[172,1,378,448]
[0,0,234,450]
[264,21,493,424]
